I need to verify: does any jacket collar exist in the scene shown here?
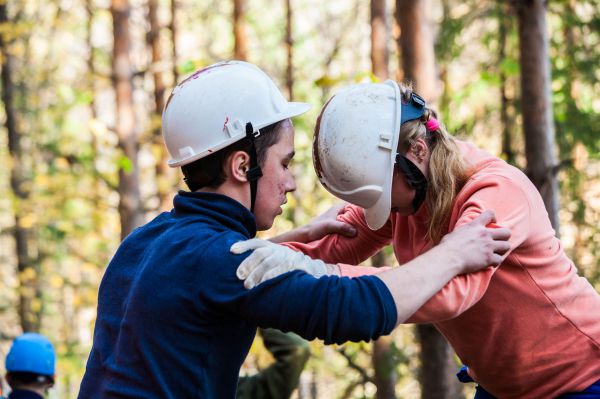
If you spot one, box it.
[172,191,257,238]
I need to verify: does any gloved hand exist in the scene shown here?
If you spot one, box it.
[231,239,328,289]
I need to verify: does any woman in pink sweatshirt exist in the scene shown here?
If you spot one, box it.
[232,81,600,398]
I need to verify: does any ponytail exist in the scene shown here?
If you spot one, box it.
[397,84,472,243]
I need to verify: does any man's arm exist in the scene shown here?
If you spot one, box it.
[231,210,510,328]
[238,272,398,344]
[204,235,397,344]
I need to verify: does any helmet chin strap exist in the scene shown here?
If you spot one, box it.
[395,154,427,212]
[245,123,263,213]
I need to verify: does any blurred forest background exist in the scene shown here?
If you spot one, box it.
[0,0,599,397]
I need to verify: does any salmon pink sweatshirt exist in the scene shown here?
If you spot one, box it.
[287,141,600,398]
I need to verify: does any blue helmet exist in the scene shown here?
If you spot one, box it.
[5,333,55,377]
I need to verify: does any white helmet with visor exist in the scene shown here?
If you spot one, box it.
[313,80,426,230]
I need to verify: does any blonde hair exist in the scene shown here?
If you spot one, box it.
[397,83,473,243]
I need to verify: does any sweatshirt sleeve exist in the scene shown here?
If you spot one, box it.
[407,174,532,323]
[283,204,393,265]
[198,233,397,344]
[239,272,398,344]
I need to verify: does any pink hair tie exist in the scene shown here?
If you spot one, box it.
[425,118,440,132]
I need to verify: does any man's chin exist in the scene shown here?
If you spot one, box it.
[256,219,275,231]
[255,207,287,230]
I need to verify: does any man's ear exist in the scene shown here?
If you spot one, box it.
[228,150,251,183]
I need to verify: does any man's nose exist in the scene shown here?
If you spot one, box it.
[286,176,297,193]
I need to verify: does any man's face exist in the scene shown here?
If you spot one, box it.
[253,121,296,230]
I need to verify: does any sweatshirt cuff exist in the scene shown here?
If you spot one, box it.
[364,275,398,334]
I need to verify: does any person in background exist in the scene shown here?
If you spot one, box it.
[237,328,310,399]
[3,333,55,399]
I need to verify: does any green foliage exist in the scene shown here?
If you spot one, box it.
[117,155,133,173]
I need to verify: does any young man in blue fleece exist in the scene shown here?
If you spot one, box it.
[78,61,510,398]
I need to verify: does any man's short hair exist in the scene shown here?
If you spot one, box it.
[181,120,285,190]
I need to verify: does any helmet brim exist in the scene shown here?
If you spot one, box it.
[257,101,311,129]
[363,80,402,231]
[364,180,392,230]
[168,102,311,167]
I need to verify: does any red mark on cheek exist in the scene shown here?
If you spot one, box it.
[223,116,229,131]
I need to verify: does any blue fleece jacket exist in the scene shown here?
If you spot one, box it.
[78,191,397,398]
[6,390,43,399]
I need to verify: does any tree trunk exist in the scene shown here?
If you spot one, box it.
[396,1,461,397]
[513,0,560,234]
[1,2,41,332]
[148,0,165,118]
[86,0,97,120]
[169,0,179,83]
[86,0,108,234]
[112,0,143,240]
[561,0,585,266]
[148,0,175,211]
[233,0,247,60]
[371,0,389,80]
[416,325,462,399]
[371,253,397,399]
[395,0,437,100]
[499,2,516,166]
[285,0,294,100]
[371,6,393,384]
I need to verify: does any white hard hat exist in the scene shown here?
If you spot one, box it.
[163,61,311,167]
[314,80,418,230]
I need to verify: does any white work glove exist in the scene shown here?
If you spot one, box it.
[231,238,328,289]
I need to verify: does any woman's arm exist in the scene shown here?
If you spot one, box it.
[405,175,532,323]
[377,211,510,323]
[269,203,357,244]
[285,204,394,265]
[233,210,511,323]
